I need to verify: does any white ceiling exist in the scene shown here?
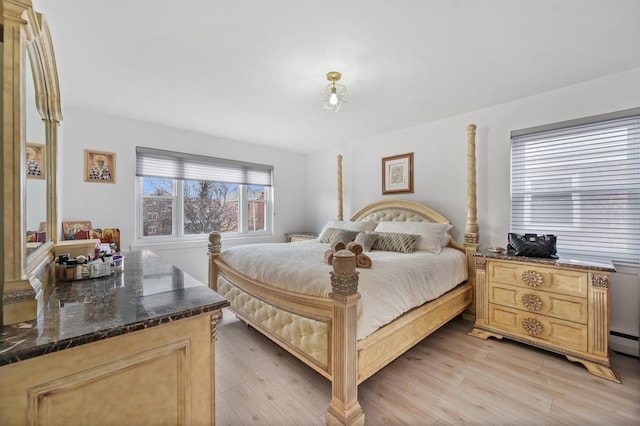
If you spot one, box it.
[36,0,640,154]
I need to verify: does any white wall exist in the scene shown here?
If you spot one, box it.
[58,68,640,355]
[58,107,307,283]
[305,67,640,355]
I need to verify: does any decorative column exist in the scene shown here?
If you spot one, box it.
[465,124,479,242]
[588,274,611,359]
[337,155,344,221]
[464,124,479,317]
[473,259,487,324]
[326,250,364,426]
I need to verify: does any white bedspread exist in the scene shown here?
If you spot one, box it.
[219,240,467,340]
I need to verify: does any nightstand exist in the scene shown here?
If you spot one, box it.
[469,251,619,383]
[285,232,318,242]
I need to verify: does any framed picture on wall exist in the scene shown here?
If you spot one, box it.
[26,143,45,179]
[382,152,413,195]
[84,149,116,184]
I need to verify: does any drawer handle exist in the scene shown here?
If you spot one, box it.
[522,318,543,335]
[522,270,543,287]
[521,294,543,311]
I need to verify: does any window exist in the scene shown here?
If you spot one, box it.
[136,147,273,240]
[511,109,640,265]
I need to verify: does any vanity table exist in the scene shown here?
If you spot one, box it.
[0,251,229,425]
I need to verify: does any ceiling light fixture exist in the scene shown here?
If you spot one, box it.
[320,71,347,112]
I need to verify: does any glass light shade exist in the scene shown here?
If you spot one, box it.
[320,83,347,112]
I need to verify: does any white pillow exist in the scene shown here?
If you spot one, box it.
[318,220,378,242]
[373,221,452,254]
[354,232,379,252]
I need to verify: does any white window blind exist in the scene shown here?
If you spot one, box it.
[511,111,640,265]
[136,147,273,186]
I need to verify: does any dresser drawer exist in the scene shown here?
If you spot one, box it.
[488,261,588,298]
[488,282,588,324]
[488,304,588,351]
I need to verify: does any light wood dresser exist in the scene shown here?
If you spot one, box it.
[469,251,619,383]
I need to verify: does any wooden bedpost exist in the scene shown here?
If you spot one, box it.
[326,250,364,426]
[208,232,222,291]
[464,124,480,317]
[465,124,479,240]
[337,154,344,221]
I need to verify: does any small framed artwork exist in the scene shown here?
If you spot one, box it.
[85,149,116,184]
[382,152,414,195]
[26,143,45,179]
[61,221,93,240]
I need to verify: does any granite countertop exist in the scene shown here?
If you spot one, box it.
[0,250,228,366]
[474,250,616,272]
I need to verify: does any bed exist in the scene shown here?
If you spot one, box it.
[208,125,480,425]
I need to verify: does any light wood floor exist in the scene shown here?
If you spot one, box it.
[215,308,640,425]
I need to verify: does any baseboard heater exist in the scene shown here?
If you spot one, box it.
[610,330,640,357]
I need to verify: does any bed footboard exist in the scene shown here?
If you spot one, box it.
[217,273,331,375]
[208,236,364,425]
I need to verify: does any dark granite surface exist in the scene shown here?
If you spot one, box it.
[474,250,616,272]
[0,250,228,366]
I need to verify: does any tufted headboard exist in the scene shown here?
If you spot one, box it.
[349,199,467,253]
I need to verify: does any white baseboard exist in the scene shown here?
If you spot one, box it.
[610,333,640,357]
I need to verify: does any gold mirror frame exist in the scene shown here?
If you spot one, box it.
[2,0,62,324]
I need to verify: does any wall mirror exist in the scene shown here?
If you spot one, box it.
[25,43,48,258]
[2,1,62,325]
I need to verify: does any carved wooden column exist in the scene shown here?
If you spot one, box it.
[207,232,221,291]
[326,250,364,426]
[337,154,344,221]
[567,272,619,382]
[464,124,479,317]
[465,123,479,242]
[468,258,494,340]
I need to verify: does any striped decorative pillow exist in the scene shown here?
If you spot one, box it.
[371,232,419,253]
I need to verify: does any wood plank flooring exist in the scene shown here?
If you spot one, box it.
[215,308,640,425]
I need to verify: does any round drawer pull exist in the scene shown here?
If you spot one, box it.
[522,294,543,311]
[522,318,543,335]
[522,270,543,287]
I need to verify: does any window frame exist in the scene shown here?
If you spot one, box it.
[510,108,640,267]
[135,148,273,243]
[136,178,273,242]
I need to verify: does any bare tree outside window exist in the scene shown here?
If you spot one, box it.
[140,177,270,238]
[183,180,238,234]
[137,148,272,240]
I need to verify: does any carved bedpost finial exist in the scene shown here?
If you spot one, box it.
[337,154,344,221]
[208,232,222,255]
[330,249,359,295]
